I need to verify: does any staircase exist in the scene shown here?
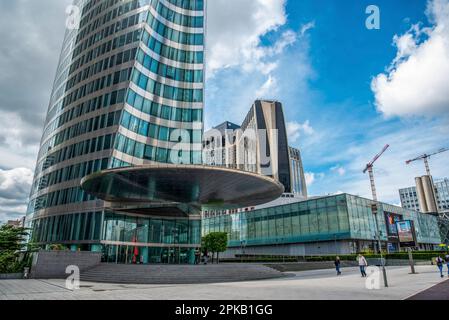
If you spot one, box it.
[80,263,286,284]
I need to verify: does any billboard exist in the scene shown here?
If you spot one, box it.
[396,220,417,247]
[384,212,402,241]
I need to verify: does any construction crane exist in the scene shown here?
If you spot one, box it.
[406,147,449,176]
[363,144,390,287]
[363,144,390,201]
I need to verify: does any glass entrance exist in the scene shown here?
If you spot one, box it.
[102,245,191,264]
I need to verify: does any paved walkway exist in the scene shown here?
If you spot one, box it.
[0,266,446,300]
[406,279,449,300]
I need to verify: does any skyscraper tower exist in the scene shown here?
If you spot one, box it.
[26,0,206,263]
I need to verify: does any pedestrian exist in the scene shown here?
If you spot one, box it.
[445,253,449,278]
[334,256,342,275]
[357,254,368,277]
[436,256,444,278]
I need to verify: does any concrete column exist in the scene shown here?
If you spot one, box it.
[422,175,438,213]
[415,177,428,213]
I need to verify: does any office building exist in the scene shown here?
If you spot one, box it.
[399,178,449,213]
[26,0,207,264]
[204,100,307,197]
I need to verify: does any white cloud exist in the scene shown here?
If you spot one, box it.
[331,165,346,176]
[255,75,278,98]
[0,168,33,221]
[206,0,287,76]
[371,0,449,117]
[299,21,315,36]
[286,120,314,143]
[0,168,33,200]
[304,172,315,186]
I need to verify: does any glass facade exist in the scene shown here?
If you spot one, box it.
[26,0,205,263]
[202,194,442,250]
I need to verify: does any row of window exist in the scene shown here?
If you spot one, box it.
[31,212,103,243]
[63,62,132,109]
[142,28,203,64]
[166,0,204,11]
[79,0,135,29]
[31,134,115,199]
[136,48,203,83]
[151,0,203,28]
[73,9,144,62]
[32,185,95,212]
[38,132,117,180]
[77,0,142,49]
[126,88,202,122]
[114,133,202,164]
[36,157,109,192]
[121,109,202,142]
[103,212,201,244]
[39,89,126,163]
[131,68,203,103]
[54,103,123,148]
[69,28,141,79]
[56,89,126,130]
[68,46,137,91]
[147,10,204,46]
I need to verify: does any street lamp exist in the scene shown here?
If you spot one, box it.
[371,204,388,287]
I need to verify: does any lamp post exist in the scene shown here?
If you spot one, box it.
[371,204,388,287]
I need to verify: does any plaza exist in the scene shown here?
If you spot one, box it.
[0,265,447,300]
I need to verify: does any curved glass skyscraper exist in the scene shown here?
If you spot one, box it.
[27,0,205,264]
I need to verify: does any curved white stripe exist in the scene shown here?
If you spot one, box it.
[124,103,203,130]
[149,4,203,34]
[129,82,203,109]
[117,126,203,151]
[134,62,203,90]
[144,24,203,52]
[160,0,204,17]
[140,42,203,70]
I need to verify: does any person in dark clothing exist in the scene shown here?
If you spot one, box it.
[436,256,444,278]
[334,256,342,275]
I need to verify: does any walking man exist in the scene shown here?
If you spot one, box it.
[436,256,444,278]
[357,254,368,277]
[334,256,342,276]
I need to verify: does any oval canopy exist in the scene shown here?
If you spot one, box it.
[81,164,284,209]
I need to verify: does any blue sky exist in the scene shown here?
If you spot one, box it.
[205,0,449,204]
[0,0,448,221]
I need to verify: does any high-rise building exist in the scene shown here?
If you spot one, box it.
[399,178,449,213]
[26,0,206,263]
[202,100,308,219]
[289,147,307,198]
[204,100,300,194]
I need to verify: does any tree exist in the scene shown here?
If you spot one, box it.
[0,225,30,274]
[202,232,228,264]
[0,225,29,252]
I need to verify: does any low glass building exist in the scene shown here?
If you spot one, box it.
[202,194,442,257]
